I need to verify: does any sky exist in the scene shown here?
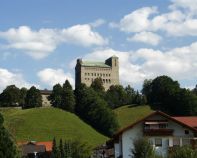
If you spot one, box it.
[0,0,196,91]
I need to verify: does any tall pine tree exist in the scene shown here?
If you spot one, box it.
[49,84,63,108]
[61,80,75,112]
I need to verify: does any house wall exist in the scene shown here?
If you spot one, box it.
[117,114,195,158]
[121,123,143,158]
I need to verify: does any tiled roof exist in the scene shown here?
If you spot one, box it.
[18,141,53,152]
[172,117,197,129]
[81,61,110,68]
[37,141,53,151]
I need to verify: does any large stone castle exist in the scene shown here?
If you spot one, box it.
[75,56,119,90]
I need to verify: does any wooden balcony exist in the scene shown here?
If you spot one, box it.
[144,128,174,136]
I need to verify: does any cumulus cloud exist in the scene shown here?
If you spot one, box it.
[61,24,108,47]
[37,68,75,88]
[113,2,197,37]
[0,68,36,92]
[0,25,107,59]
[119,7,158,33]
[170,0,197,15]
[76,41,197,86]
[127,32,162,46]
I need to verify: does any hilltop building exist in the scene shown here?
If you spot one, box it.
[40,89,52,107]
[75,56,119,90]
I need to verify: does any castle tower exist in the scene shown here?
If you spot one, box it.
[75,56,119,90]
[105,55,119,85]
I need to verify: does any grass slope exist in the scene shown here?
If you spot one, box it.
[114,105,153,129]
[0,107,107,147]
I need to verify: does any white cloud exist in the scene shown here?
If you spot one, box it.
[114,4,197,37]
[0,68,36,92]
[0,25,107,59]
[37,68,74,88]
[90,19,106,27]
[170,0,197,15]
[76,41,197,86]
[120,7,158,33]
[61,24,108,47]
[127,32,162,46]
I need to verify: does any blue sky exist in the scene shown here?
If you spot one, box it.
[0,0,196,91]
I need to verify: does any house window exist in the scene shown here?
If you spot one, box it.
[155,138,162,147]
[185,130,189,135]
[173,138,180,147]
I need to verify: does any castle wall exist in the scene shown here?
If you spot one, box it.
[75,56,119,90]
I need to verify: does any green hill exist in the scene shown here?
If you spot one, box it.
[0,107,107,147]
[114,105,153,129]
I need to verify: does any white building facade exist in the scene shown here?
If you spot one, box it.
[110,111,197,158]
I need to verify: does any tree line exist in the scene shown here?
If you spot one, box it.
[0,85,42,108]
[0,76,197,135]
[142,76,197,115]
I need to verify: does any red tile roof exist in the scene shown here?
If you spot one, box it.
[172,117,197,129]
[18,141,53,152]
[36,142,53,151]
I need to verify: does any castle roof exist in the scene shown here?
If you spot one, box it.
[81,61,111,68]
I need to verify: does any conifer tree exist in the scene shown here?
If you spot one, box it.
[49,84,63,108]
[0,113,19,158]
[24,86,42,108]
[61,80,75,112]
[51,138,59,158]
[59,139,65,158]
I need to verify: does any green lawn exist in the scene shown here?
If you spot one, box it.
[0,107,107,147]
[114,105,153,129]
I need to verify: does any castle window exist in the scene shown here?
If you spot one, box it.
[100,73,102,76]
[94,73,96,76]
[109,74,111,77]
[97,73,99,76]
[92,73,93,76]
[103,74,105,77]
[88,73,90,76]
[106,74,108,77]
[115,59,117,66]
[85,73,87,76]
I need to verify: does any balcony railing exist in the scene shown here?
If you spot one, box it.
[144,128,174,136]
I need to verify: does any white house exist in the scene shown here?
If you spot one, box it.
[108,111,197,158]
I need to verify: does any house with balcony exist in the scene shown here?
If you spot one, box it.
[108,111,197,158]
